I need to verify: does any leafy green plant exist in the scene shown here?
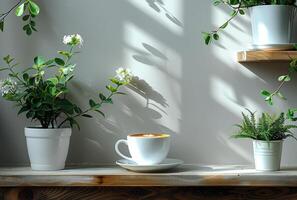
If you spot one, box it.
[202,0,296,45]
[260,45,297,121]
[0,34,133,129]
[232,109,297,141]
[0,0,40,35]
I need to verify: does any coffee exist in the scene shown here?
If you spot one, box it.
[115,133,171,165]
[129,133,169,138]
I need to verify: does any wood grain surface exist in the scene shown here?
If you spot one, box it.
[237,51,297,63]
[2,187,297,200]
[1,166,297,199]
[2,165,297,187]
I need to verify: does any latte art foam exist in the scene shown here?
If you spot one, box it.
[129,133,169,138]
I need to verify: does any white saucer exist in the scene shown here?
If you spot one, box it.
[116,158,183,172]
[249,43,295,51]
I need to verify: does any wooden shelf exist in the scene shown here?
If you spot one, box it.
[237,51,297,63]
[1,165,297,187]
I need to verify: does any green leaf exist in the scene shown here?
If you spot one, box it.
[110,78,122,86]
[31,26,37,32]
[30,20,36,27]
[74,106,82,114]
[58,99,74,114]
[22,15,30,21]
[106,85,117,92]
[202,32,212,45]
[89,99,96,108]
[104,98,113,104]
[0,21,4,32]
[265,97,273,106]
[26,27,32,35]
[261,90,271,97]
[94,110,105,117]
[220,22,228,29]
[213,33,219,40]
[49,87,56,96]
[69,118,80,130]
[55,58,65,66]
[0,67,9,72]
[58,51,71,58]
[99,93,106,101]
[229,0,239,5]
[23,73,29,81]
[213,0,221,6]
[26,111,34,119]
[239,9,245,15]
[18,107,29,115]
[34,56,45,66]
[278,75,291,82]
[3,55,14,64]
[15,3,25,16]
[82,114,93,118]
[23,24,30,31]
[115,92,126,95]
[29,1,40,16]
[293,43,297,50]
[47,77,58,85]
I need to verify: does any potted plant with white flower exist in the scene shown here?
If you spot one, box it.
[232,109,297,171]
[0,34,133,170]
[203,0,296,48]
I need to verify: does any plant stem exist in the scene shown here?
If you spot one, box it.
[0,0,24,22]
[212,1,242,34]
[57,85,120,128]
[270,78,287,97]
[7,63,26,86]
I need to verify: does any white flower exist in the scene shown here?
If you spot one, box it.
[115,68,133,84]
[63,34,83,47]
[61,64,76,75]
[0,78,17,96]
[63,35,72,45]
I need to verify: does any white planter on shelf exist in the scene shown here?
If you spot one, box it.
[24,127,72,171]
[250,5,296,45]
[253,140,283,171]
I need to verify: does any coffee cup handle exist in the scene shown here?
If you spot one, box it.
[115,139,133,161]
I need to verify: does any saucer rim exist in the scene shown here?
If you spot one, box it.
[116,158,184,167]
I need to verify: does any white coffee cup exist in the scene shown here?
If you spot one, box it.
[115,133,170,165]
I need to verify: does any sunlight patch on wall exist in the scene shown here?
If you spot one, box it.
[218,131,253,162]
[241,96,262,113]
[122,22,181,133]
[236,65,258,79]
[126,0,184,36]
[210,76,243,117]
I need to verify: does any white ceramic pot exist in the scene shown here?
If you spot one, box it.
[253,140,283,171]
[250,5,296,45]
[24,127,72,171]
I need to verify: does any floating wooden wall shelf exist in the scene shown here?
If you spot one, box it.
[237,51,297,63]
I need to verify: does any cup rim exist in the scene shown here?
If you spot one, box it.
[128,133,170,138]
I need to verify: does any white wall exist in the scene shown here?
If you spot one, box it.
[0,0,297,166]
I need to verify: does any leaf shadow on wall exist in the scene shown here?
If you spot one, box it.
[146,0,183,27]
[0,0,285,166]
[67,77,175,164]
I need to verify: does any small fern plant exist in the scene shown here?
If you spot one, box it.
[232,109,297,141]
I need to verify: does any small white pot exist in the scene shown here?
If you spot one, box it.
[250,5,296,45]
[24,127,72,171]
[253,140,283,171]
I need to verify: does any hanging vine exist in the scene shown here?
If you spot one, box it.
[0,0,40,35]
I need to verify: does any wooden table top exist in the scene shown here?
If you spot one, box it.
[1,165,297,187]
